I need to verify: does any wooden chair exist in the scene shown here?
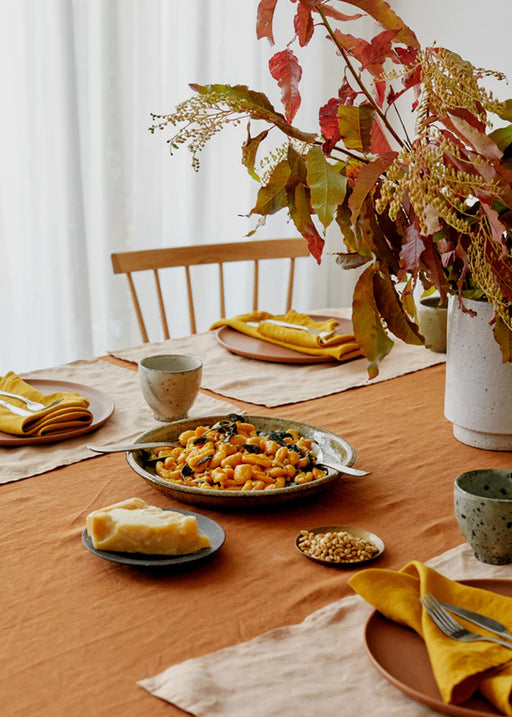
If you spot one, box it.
[111,238,311,343]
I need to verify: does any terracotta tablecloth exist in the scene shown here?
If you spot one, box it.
[2,362,510,717]
[109,309,445,407]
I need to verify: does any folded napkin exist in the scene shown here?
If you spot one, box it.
[350,561,512,714]
[0,372,93,436]
[211,310,362,361]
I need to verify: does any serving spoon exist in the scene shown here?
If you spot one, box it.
[86,442,370,476]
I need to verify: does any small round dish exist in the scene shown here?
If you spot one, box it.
[295,524,384,568]
[81,508,225,568]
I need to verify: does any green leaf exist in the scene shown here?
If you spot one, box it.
[495,99,512,122]
[352,265,394,378]
[493,316,512,363]
[305,146,347,227]
[250,160,291,216]
[373,271,424,345]
[242,126,270,181]
[190,83,317,144]
[490,124,512,152]
[337,105,375,152]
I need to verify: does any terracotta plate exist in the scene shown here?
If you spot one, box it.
[364,578,512,716]
[0,379,115,446]
[126,414,356,508]
[216,315,355,364]
[82,508,225,568]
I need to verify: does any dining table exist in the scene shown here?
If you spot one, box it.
[3,312,512,717]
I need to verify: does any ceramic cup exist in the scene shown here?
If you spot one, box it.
[454,469,512,564]
[138,354,202,422]
[417,296,447,353]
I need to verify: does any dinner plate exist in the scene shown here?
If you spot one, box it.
[126,414,356,508]
[0,379,115,446]
[215,315,355,364]
[364,578,512,716]
[82,508,225,567]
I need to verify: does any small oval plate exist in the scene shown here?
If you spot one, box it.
[295,524,384,568]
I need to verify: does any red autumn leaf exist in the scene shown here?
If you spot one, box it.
[269,49,302,124]
[333,30,370,65]
[338,79,358,106]
[319,97,342,154]
[361,30,397,71]
[399,222,424,273]
[481,202,508,254]
[318,5,364,22]
[339,0,420,49]
[289,183,325,262]
[349,151,398,222]
[294,1,314,47]
[256,0,278,44]
[373,270,423,345]
[370,117,392,153]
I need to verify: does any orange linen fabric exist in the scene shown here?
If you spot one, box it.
[3,361,512,716]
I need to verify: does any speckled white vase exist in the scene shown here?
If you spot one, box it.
[138,354,202,422]
[445,296,512,450]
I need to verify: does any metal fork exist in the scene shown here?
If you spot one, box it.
[0,390,62,411]
[0,397,62,416]
[420,593,512,650]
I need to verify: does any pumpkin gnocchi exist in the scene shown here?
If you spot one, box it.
[146,415,328,491]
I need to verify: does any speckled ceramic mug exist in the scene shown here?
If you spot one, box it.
[454,469,512,564]
[138,354,202,422]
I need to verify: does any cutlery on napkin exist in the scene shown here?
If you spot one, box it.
[210,310,362,361]
[0,372,93,436]
[350,561,512,715]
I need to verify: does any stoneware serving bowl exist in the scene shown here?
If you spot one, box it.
[454,469,512,564]
[126,414,356,508]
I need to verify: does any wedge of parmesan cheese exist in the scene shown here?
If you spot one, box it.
[85,497,210,555]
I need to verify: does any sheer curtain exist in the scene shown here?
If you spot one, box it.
[3,1,509,375]
[0,0,356,375]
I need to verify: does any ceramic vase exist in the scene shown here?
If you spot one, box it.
[444,296,512,450]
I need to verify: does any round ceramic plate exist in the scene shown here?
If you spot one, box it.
[0,379,114,446]
[295,524,384,568]
[216,315,356,364]
[82,508,225,567]
[126,414,356,508]
[364,579,512,716]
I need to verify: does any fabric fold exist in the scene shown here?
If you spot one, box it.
[0,372,92,436]
[210,310,362,361]
[350,561,512,714]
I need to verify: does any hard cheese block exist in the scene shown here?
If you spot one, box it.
[86,497,211,555]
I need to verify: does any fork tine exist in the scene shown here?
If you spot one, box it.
[425,594,463,631]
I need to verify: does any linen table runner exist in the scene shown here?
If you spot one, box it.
[110,309,445,408]
[0,359,238,484]
[139,543,510,716]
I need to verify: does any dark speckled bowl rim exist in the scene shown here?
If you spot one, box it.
[455,468,512,502]
[126,414,356,508]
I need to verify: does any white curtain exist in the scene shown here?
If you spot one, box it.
[2,1,510,375]
[0,0,358,375]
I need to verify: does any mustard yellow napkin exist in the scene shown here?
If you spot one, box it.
[0,372,93,436]
[350,561,512,714]
[211,310,362,361]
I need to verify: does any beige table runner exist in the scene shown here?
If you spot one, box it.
[110,310,445,408]
[139,543,507,716]
[0,359,238,484]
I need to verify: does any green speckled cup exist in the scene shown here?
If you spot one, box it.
[454,469,512,564]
